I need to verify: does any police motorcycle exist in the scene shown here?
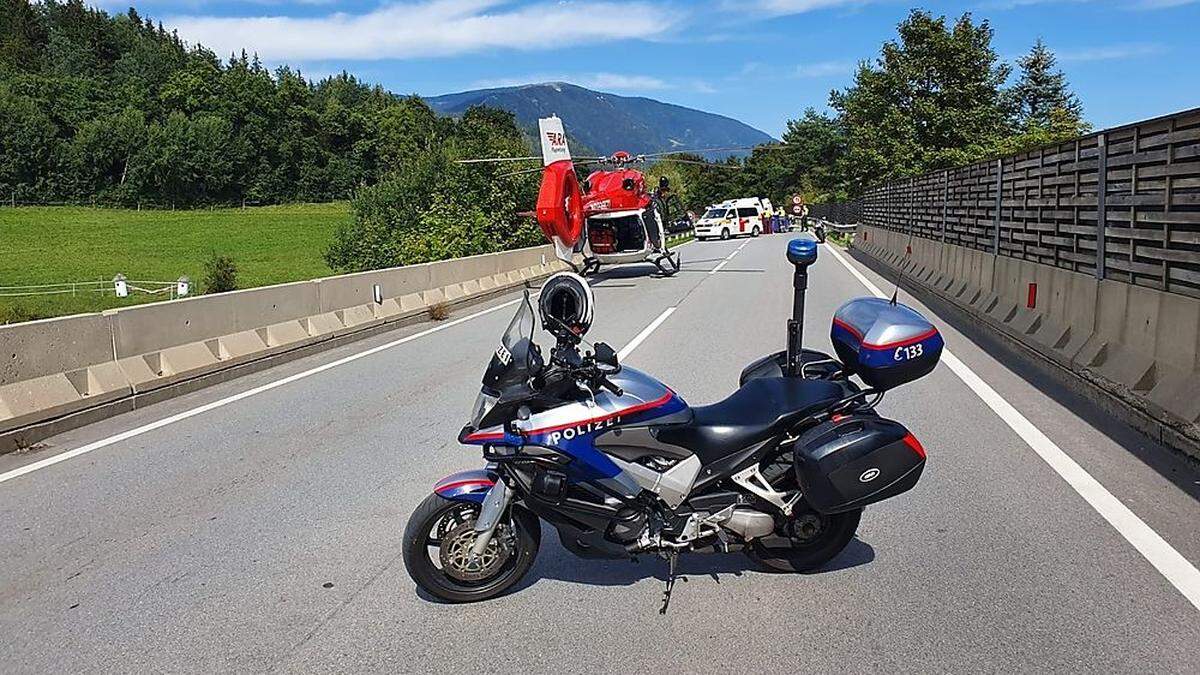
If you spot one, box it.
[402,240,944,606]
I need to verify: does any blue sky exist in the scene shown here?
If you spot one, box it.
[93,0,1199,137]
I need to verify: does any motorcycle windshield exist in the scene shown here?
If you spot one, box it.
[470,291,540,428]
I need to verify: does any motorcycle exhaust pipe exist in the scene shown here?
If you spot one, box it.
[721,508,776,540]
[785,239,818,377]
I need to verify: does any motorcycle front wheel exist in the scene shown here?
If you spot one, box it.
[402,493,541,603]
[745,505,861,573]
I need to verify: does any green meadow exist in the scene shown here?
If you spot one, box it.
[0,203,351,322]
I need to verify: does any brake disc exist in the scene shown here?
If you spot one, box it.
[438,521,513,583]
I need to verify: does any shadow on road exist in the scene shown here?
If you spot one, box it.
[513,535,875,593]
[410,536,876,605]
[671,257,726,265]
[673,268,765,275]
[585,265,674,282]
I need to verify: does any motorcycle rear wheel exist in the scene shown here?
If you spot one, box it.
[745,506,861,573]
[402,493,541,603]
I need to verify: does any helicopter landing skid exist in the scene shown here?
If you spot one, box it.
[653,250,681,277]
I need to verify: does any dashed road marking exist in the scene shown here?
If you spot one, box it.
[618,307,676,360]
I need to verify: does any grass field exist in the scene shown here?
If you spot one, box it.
[0,203,351,322]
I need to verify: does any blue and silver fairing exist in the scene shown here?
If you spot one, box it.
[462,367,688,497]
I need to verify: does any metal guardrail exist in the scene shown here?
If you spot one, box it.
[0,279,187,299]
[824,221,858,234]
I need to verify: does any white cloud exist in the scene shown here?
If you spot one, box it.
[92,0,338,8]
[1057,42,1166,62]
[979,0,1087,8]
[982,0,1196,8]
[793,60,852,78]
[1128,0,1198,7]
[579,74,674,92]
[723,0,870,16]
[167,0,676,61]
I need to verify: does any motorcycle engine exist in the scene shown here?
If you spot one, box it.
[606,506,649,543]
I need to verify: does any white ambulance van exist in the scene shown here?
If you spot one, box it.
[694,198,769,240]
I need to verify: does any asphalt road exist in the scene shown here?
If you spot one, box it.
[2,234,1198,673]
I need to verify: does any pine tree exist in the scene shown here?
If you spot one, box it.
[830,10,1012,188]
[1010,39,1085,133]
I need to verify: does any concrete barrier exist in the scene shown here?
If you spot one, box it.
[851,224,1200,460]
[0,244,568,450]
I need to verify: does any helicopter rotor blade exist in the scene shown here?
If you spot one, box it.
[638,143,787,159]
[455,156,542,164]
[496,165,552,179]
[459,155,607,168]
[656,158,744,169]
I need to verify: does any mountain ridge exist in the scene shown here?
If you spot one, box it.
[426,82,775,159]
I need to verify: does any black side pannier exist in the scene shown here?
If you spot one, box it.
[794,414,926,514]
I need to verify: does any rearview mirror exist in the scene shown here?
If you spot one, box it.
[594,342,618,368]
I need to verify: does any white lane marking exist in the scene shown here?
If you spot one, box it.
[0,299,523,485]
[618,307,676,360]
[710,246,740,275]
[823,243,1200,612]
[736,241,747,252]
[824,243,888,296]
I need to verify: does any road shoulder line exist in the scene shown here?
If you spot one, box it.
[823,242,1200,612]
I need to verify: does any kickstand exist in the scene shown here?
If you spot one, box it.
[659,551,679,615]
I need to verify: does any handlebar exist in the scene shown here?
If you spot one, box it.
[597,374,623,397]
[546,343,623,397]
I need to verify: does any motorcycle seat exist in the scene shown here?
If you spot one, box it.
[656,377,844,465]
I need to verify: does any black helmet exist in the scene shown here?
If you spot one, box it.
[539,272,594,340]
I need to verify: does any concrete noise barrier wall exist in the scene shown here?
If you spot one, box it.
[853,225,1200,460]
[0,245,566,449]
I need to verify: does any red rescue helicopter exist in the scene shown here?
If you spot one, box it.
[459,116,746,277]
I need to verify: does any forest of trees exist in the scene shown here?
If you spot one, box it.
[0,0,543,271]
[2,2,1091,272]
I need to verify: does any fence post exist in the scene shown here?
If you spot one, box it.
[993,158,1003,254]
[1095,132,1108,280]
[941,170,948,242]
